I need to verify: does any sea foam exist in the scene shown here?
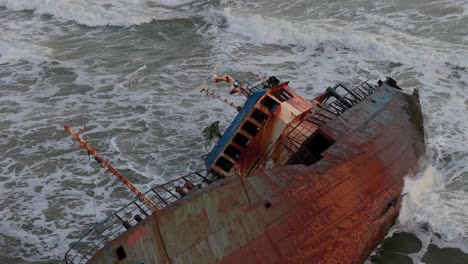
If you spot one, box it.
[398,165,468,253]
[222,7,468,68]
[0,0,194,27]
[0,40,50,64]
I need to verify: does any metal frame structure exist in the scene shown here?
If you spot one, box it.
[250,81,377,172]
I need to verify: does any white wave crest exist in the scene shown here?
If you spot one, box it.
[0,0,194,27]
[222,8,468,68]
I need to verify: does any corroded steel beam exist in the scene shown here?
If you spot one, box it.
[64,124,159,211]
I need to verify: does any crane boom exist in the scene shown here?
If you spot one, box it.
[64,125,158,211]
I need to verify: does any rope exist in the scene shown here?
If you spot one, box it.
[105,170,126,208]
[220,50,262,78]
[88,160,98,224]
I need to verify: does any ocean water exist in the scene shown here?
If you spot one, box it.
[0,0,467,263]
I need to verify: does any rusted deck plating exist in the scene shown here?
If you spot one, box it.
[64,78,425,264]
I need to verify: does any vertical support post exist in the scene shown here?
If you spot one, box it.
[133,201,149,217]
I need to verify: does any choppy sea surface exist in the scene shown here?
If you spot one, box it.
[0,0,467,263]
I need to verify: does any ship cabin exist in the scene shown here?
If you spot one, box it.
[205,79,320,177]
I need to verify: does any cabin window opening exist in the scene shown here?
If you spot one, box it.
[233,133,250,148]
[242,120,260,136]
[216,156,234,172]
[261,96,279,111]
[287,132,335,166]
[272,88,293,102]
[225,145,241,160]
[251,109,268,124]
[116,246,127,260]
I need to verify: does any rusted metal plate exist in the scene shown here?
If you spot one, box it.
[89,216,171,264]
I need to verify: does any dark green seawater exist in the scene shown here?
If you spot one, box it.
[0,0,467,263]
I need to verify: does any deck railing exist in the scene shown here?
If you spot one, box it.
[322,81,376,116]
[250,81,377,172]
[65,170,210,264]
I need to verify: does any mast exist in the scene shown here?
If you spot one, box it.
[64,124,159,211]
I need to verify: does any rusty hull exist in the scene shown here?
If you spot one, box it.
[89,85,425,264]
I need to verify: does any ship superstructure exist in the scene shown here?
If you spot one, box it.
[204,77,383,178]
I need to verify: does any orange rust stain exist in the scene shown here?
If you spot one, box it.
[127,226,147,247]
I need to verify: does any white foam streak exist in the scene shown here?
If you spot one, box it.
[119,64,147,89]
[0,40,50,64]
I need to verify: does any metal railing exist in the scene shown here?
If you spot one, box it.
[251,118,316,172]
[323,81,376,116]
[249,81,378,173]
[65,170,211,264]
[306,104,337,127]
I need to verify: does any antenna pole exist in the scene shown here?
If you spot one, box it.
[64,124,159,211]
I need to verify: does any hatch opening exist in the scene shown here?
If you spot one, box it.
[287,131,335,166]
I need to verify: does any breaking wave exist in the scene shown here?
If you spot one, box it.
[222,7,468,68]
[396,165,468,255]
[0,0,197,27]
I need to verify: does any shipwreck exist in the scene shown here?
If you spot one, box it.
[63,72,425,263]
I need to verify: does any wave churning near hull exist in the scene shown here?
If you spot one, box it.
[400,166,468,250]
[370,165,468,263]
